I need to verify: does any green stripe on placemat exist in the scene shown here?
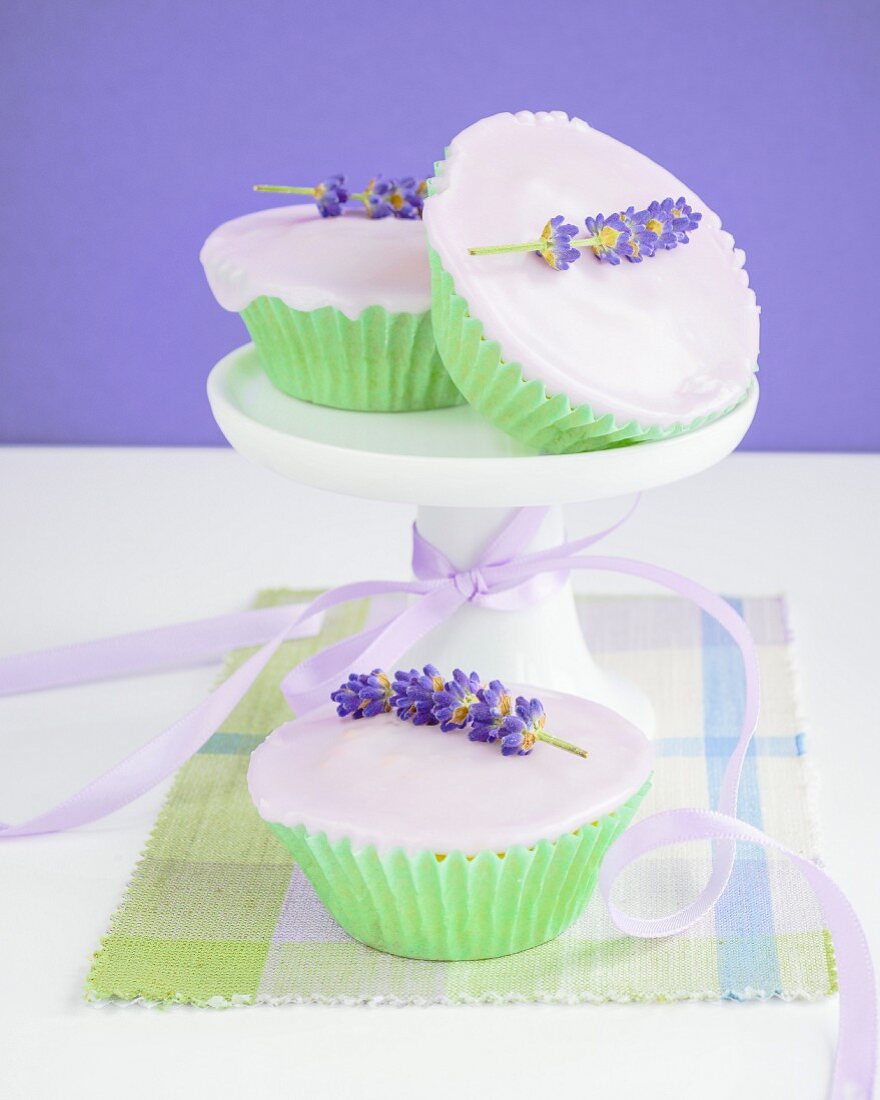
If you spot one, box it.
[85,591,835,1007]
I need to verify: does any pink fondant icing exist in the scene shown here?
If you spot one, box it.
[424,111,760,429]
[200,205,432,319]
[247,687,653,855]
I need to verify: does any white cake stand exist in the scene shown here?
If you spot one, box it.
[208,344,758,734]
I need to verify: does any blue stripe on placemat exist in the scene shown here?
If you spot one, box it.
[702,601,783,999]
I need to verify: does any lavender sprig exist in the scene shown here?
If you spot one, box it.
[467,197,702,270]
[332,666,589,760]
[253,174,427,219]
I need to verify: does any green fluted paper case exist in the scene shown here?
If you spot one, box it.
[429,250,751,454]
[240,295,463,412]
[266,781,649,961]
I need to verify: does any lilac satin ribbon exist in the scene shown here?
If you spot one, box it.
[0,505,874,1097]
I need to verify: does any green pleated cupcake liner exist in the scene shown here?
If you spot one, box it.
[240,296,463,412]
[266,780,650,962]
[428,248,753,454]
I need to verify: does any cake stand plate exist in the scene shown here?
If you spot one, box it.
[208,344,758,733]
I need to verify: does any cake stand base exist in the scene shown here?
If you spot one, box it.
[208,344,758,738]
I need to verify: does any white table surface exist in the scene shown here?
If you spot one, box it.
[0,447,877,1100]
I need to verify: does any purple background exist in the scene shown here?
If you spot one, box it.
[1,0,878,450]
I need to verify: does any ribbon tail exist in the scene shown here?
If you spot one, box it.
[0,613,303,838]
[600,809,877,1100]
[0,576,444,836]
[282,584,467,717]
[0,603,323,696]
[498,548,874,1098]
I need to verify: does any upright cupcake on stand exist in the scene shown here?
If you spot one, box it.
[201,174,462,412]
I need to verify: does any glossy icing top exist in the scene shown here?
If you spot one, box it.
[424,111,760,429]
[247,687,652,855]
[200,205,432,319]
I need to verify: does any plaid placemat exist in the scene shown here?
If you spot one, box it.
[85,591,836,1006]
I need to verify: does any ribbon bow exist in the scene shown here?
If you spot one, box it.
[0,505,874,1098]
[276,503,624,717]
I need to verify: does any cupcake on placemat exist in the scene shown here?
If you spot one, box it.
[424,110,760,453]
[248,667,652,961]
[201,174,462,412]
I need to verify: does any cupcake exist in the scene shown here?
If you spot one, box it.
[248,680,652,961]
[200,200,462,412]
[424,111,760,453]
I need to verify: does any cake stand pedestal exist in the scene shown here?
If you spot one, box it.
[208,344,758,735]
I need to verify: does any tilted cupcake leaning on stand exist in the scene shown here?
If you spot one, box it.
[424,110,760,454]
[200,174,462,412]
[248,666,653,961]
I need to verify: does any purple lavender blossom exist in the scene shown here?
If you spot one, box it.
[466,723,493,744]
[468,680,516,744]
[313,174,350,218]
[390,664,443,725]
[470,689,546,755]
[537,215,581,271]
[499,718,530,756]
[664,196,702,241]
[641,203,678,250]
[330,669,393,718]
[360,176,427,219]
[361,176,395,219]
[512,696,546,755]
[583,213,633,265]
[470,711,525,749]
[644,197,702,248]
[391,177,428,219]
[433,668,482,731]
[618,206,659,263]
